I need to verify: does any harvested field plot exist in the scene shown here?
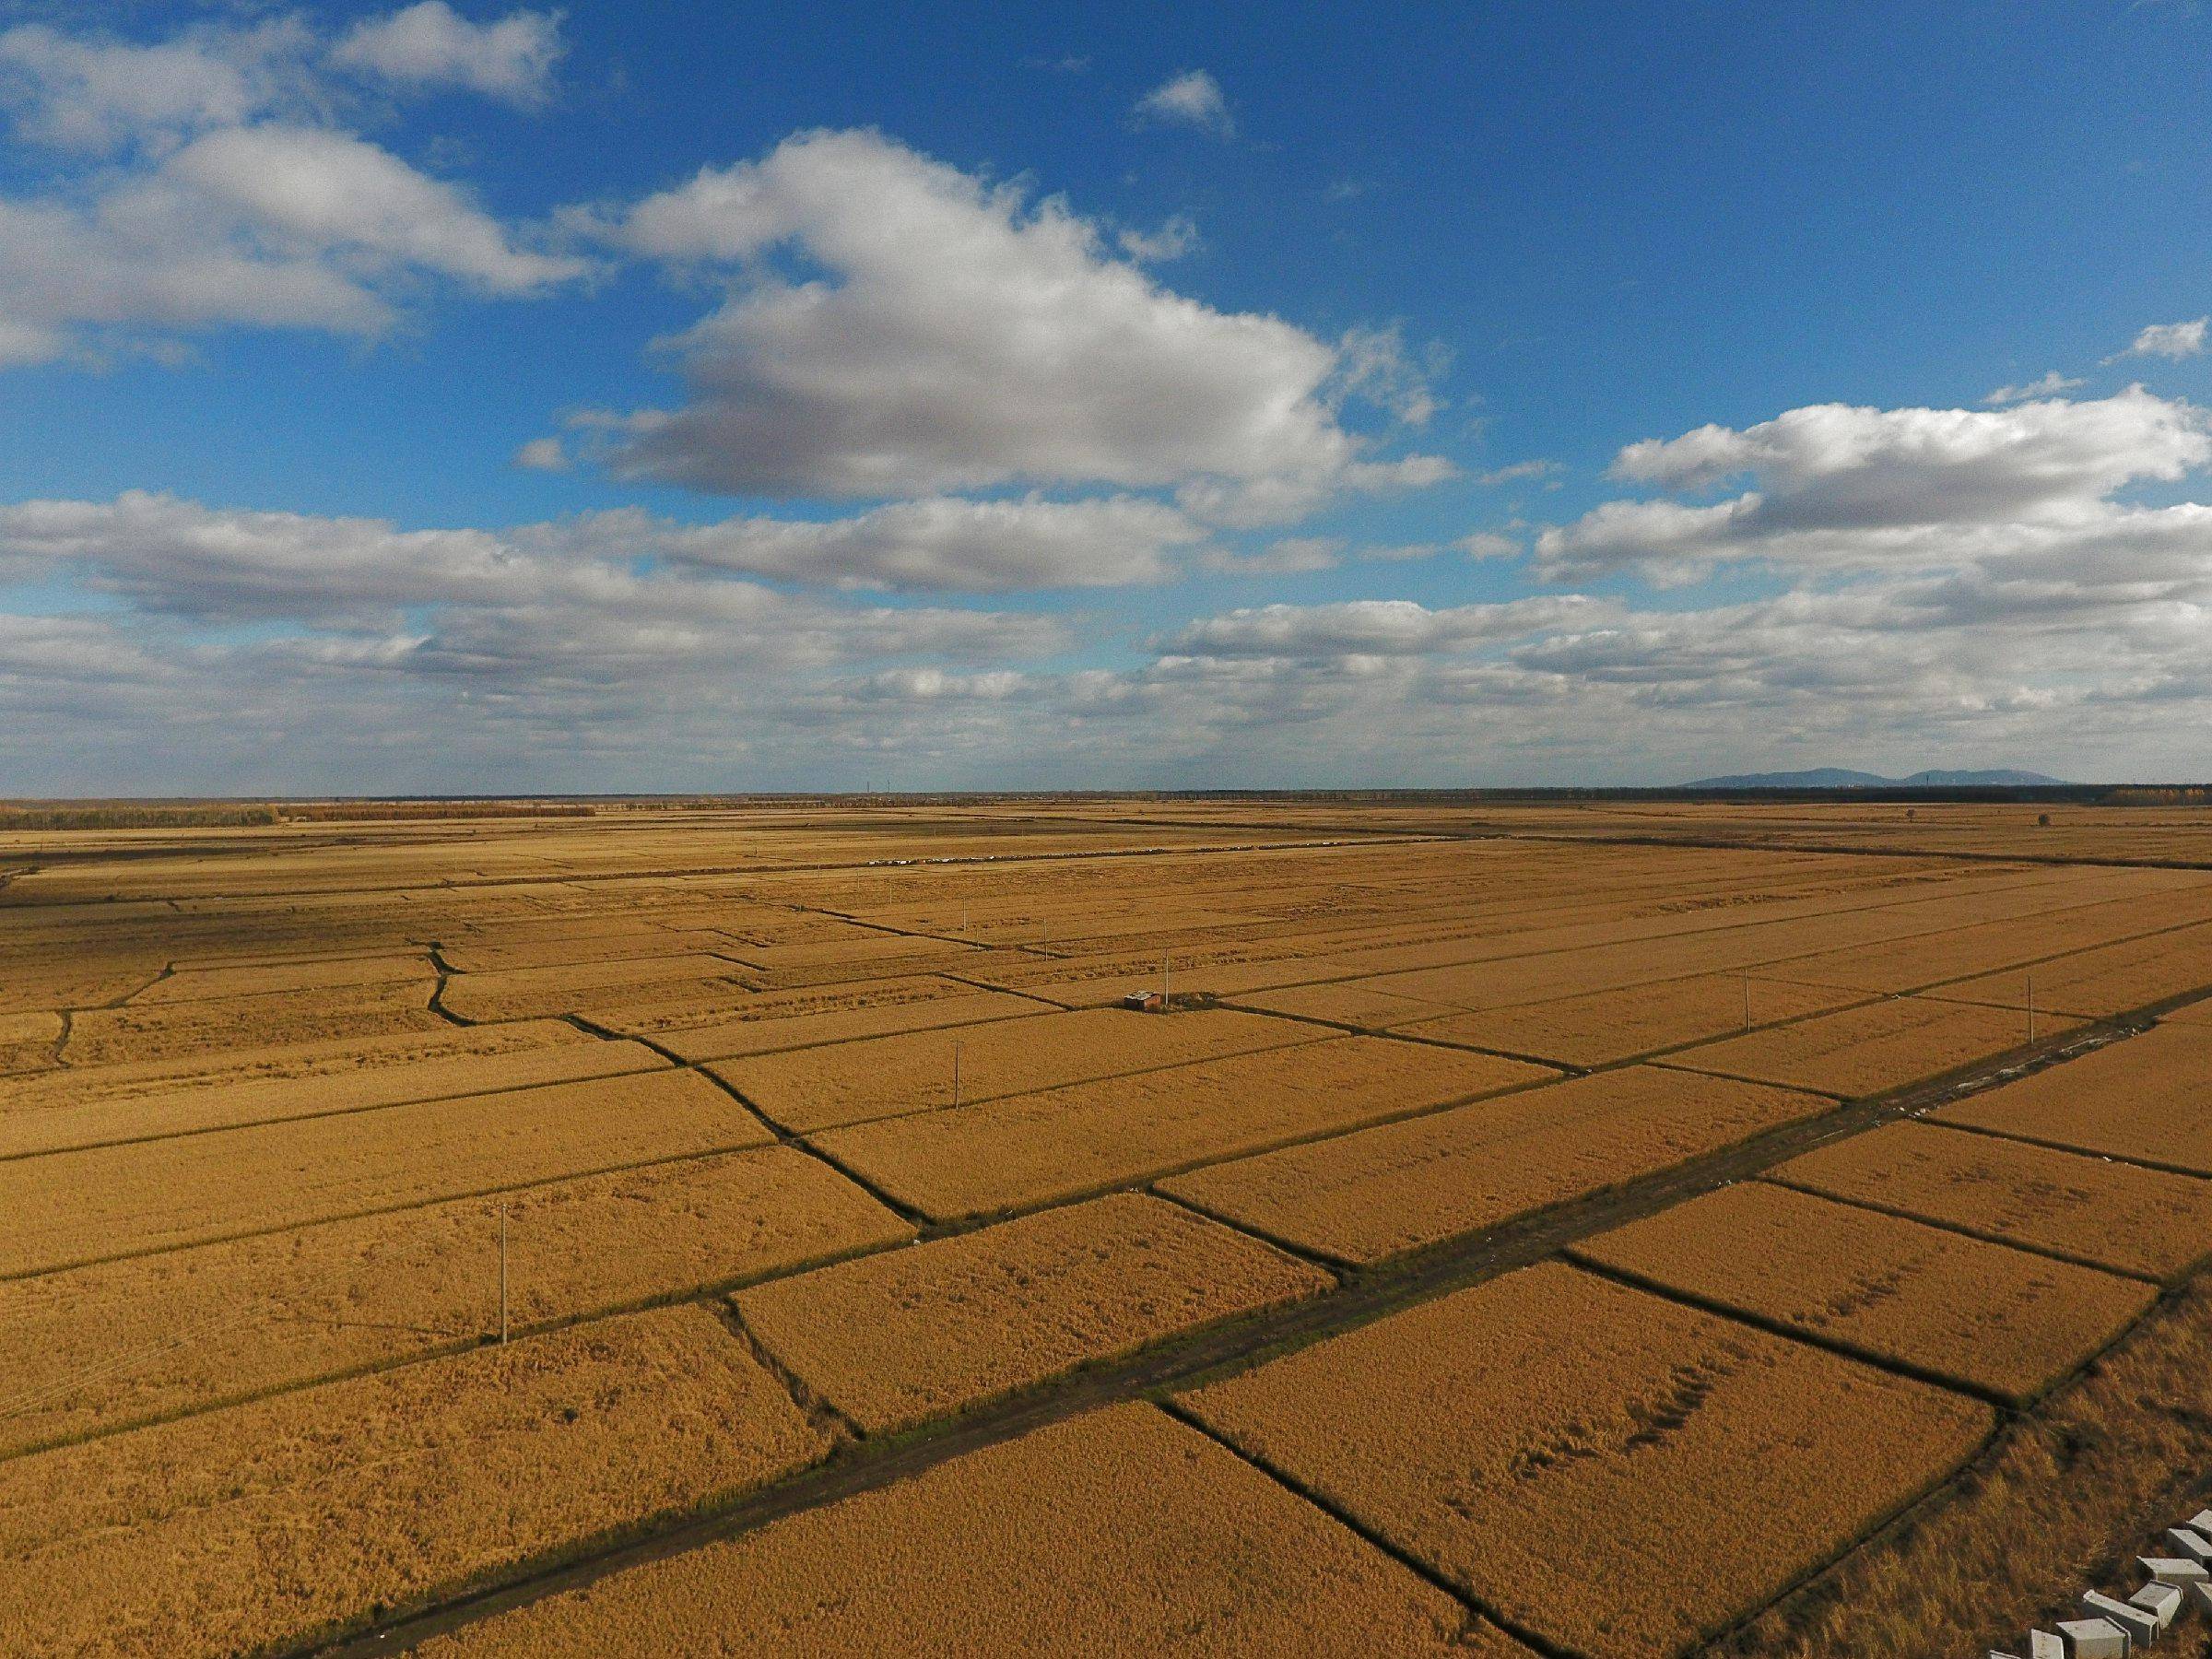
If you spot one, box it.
[435,952,748,1022]
[0,1068,770,1277]
[1929,919,2212,1018]
[0,1025,665,1158]
[1404,972,1860,1065]
[0,1305,826,1659]
[812,1037,1554,1221]
[620,979,1040,1055]
[1936,1018,2212,1172]
[62,978,447,1067]
[125,951,431,1004]
[1182,1261,1991,1659]
[1771,1120,2212,1280]
[418,1403,1483,1659]
[1161,1066,1828,1264]
[714,1006,1323,1132]
[1662,994,2068,1097]
[0,1145,907,1455]
[1229,980,1465,1030]
[735,1193,1328,1431]
[1571,1181,2151,1402]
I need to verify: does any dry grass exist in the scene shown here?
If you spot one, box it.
[1772,1119,2212,1281]
[811,1037,1555,1221]
[1571,1181,2153,1403]
[615,979,1038,1053]
[1182,1262,1991,1659]
[1161,1065,1828,1264]
[125,951,432,1005]
[0,1145,907,1454]
[1937,1018,2212,1172]
[1664,994,2068,1097]
[713,1006,1323,1132]
[415,1403,1488,1657]
[0,1011,58,1074]
[0,1068,771,1276]
[0,1304,828,1658]
[735,1193,1329,1432]
[1716,1277,2212,1658]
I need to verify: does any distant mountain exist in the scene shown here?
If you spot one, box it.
[1687,767,2067,789]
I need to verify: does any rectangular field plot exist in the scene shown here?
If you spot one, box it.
[735,1193,1327,1432]
[0,1068,771,1277]
[1571,1181,2152,1402]
[125,950,432,1004]
[633,979,1041,1058]
[0,1024,666,1158]
[1227,980,1466,1030]
[417,1403,1486,1659]
[1161,1067,1828,1265]
[1182,1262,1988,1659]
[0,1305,827,1659]
[0,1017,594,1115]
[1929,921,2212,1018]
[62,978,448,1067]
[1662,995,2068,1098]
[435,953,749,1022]
[810,1038,1555,1221]
[0,1145,908,1456]
[1771,1120,2212,1280]
[1402,973,1861,1065]
[1936,1019,2212,1172]
[713,1006,1324,1133]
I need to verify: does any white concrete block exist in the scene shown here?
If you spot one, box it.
[2192,1580,2212,1618]
[2056,1616,2128,1658]
[2083,1590,2158,1645]
[2030,1632,2065,1659]
[2165,1527,2212,1563]
[2139,1557,2208,1584]
[2131,1582,2182,1630]
[2187,1510,2212,1538]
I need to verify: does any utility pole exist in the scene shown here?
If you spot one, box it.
[952,1040,962,1109]
[1163,954,1171,1012]
[1742,974,1751,1030]
[2027,971,2036,1043]
[498,1202,509,1347]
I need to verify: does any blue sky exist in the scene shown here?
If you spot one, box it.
[4,1,2212,792]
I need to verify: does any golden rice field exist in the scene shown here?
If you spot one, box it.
[4,797,2212,1654]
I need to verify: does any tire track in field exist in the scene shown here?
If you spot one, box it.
[298,980,2212,1659]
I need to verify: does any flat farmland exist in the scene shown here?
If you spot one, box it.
[712,1006,1324,1132]
[1662,994,2068,1097]
[0,1068,771,1276]
[1182,1262,1991,1659]
[0,1146,908,1455]
[0,1306,827,1658]
[1771,1120,2212,1280]
[1161,1066,1828,1264]
[417,1404,1487,1658]
[1571,1181,2151,1402]
[735,1194,1328,1430]
[1936,1018,2212,1171]
[810,1036,1556,1220]
[4,800,2210,1656]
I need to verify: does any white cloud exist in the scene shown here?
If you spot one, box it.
[0,14,581,367]
[1476,458,1562,486]
[1133,69,1232,136]
[328,4,564,105]
[1116,214,1200,263]
[1462,531,1521,559]
[1982,371,2084,406]
[548,494,1206,591]
[590,129,1447,516]
[2120,317,2208,359]
[513,436,569,471]
[1168,595,1614,659]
